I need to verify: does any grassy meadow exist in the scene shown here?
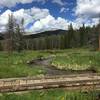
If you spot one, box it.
[0,48,100,78]
[0,51,50,78]
[0,48,100,100]
[51,48,100,72]
[0,89,99,100]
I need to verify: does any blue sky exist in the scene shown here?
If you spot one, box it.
[0,0,100,33]
[0,0,76,20]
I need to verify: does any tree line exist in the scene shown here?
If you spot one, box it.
[0,14,100,51]
[23,23,100,50]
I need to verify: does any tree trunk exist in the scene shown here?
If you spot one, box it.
[99,32,100,51]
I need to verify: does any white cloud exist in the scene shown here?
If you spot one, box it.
[0,0,47,7]
[75,0,100,18]
[0,7,50,32]
[52,0,66,6]
[0,10,11,25]
[28,14,69,33]
[0,0,33,7]
[25,7,49,20]
[0,7,71,33]
[1,5,99,33]
[60,7,69,13]
[74,0,100,28]
[0,0,68,7]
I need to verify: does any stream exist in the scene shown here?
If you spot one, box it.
[28,56,95,75]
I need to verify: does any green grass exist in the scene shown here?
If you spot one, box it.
[0,48,100,78]
[51,49,100,71]
[0,49,100,100]
[0,51,50,78]
[0,89,99,100]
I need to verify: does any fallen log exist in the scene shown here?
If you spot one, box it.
[0,73,100,93]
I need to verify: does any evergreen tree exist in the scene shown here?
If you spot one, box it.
[5,14,24,52]
[79,24,86,47]
[15,18,25,52]
[92,14,100,50]
[98,17,100,50]
[67,23,75,48]
[5,14,15,52]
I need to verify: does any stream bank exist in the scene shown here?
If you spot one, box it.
[27,56,96,75]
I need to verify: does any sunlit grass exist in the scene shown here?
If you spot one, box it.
[0,51,49,78]
[0,89,99,100]
[0,49,100,78]
[51,49,100,71]
[0,49,100,99]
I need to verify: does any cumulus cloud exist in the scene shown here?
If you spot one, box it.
[25,7,49,20]
[0,7,71,33]
[0,7,50,32]
[0,0,33,7]
[0,0,47,8]
[73,0,100,28]
[28,15,69,33]
[75,0,100,18]
[0,0,67,7]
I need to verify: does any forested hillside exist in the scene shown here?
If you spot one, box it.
[23,23,100,50]
[0,15,100,51]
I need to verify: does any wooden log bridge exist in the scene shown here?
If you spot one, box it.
[0,73,100,93]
